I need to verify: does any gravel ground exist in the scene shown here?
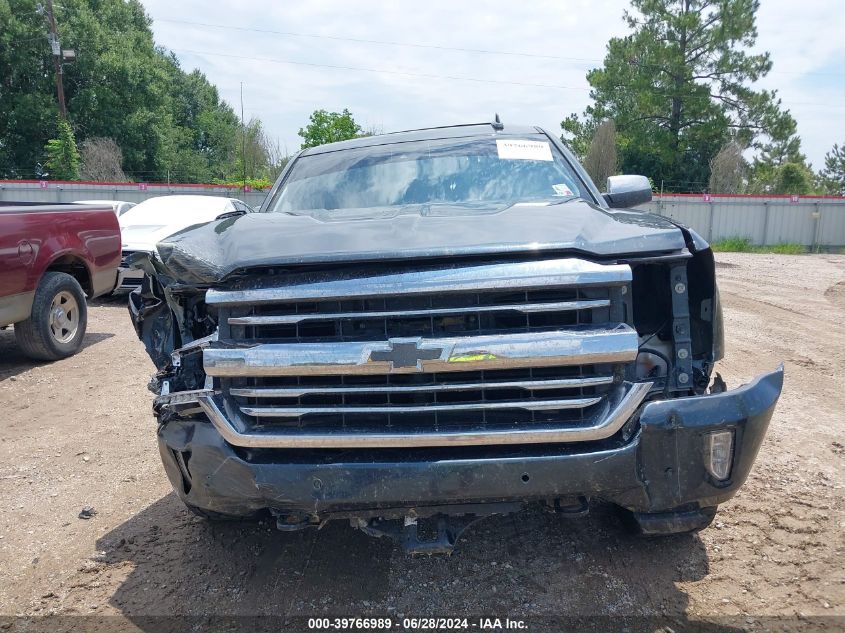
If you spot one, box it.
[0,253,843,630]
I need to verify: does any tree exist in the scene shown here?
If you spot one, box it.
[708,140,747,193]
[264,136,291,180]
[359,124,384,138]
[0,0,250,183]
[79,137,126,181]
[0,0,60,177]
[818,143,845,195]
[561,0,797,192]
[298,109,362,149]
[747,126,813,193]
[773,162,813,195]
[164,67,241,181]
[217,117,291,186]
[233,117,274,182]
[583,120,617,189]
[44,117,80,180]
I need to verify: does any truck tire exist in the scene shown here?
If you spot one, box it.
[14,272,88,361]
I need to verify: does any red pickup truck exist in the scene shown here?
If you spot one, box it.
[0,203,121,360]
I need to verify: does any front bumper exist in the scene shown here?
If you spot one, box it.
[157,367,783,519]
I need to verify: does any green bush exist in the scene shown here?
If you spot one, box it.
[44,117,80,181]
[211,177,273,190]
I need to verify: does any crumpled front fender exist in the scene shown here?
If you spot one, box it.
[128,281,177,371]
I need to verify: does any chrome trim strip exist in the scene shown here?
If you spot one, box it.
[170,331,219,367]
[203,326,638,377]
[227,299,611,325]
[197,381,653,448]
[207,259,631,306]
[154,388,216,407]
[229,376,615,398]
[241,397,603,418]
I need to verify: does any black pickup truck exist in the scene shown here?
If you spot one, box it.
[129,121,783,554]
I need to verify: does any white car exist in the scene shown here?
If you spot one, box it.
[116,195,252,290]
[73,199,137,216]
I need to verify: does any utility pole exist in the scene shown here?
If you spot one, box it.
[45,0,67,118]
[240,82,247,190]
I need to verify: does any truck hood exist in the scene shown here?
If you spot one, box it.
[154,200,687,285]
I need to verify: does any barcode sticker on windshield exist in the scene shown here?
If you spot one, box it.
[496,139,553,161]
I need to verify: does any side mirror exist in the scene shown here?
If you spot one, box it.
[602,175,652,209]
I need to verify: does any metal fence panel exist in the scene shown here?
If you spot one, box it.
[766,203,815,245]
[644,195,845,246]
[817,202,845,246]
[649,200,713,240]
[2,182,843,246]
[0,181,268,208]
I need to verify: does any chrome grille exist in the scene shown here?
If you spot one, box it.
[227,366,615,430]
[226,288,612,342]
[199,258,647,448]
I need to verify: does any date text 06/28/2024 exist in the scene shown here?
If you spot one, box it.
[307,617,527,630]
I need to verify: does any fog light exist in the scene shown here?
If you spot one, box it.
[706,430,734,480]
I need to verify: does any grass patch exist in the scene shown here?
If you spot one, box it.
[711,237,806,254]
[768,242,806,254]
[711,237,754,252]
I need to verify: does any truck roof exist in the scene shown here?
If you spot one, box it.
[300,122,547,156]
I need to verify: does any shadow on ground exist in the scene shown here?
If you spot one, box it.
[90,292,132,308]
[0,331,114,380]
[91,493,716,627]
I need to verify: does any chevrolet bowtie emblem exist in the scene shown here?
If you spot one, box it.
[369,340,443,370]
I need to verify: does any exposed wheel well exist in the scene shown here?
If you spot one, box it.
[46,255,92,297]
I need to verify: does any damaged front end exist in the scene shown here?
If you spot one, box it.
[128,224,781,555]
[127,252,217,416]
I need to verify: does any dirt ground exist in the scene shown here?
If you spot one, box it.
[1,253,843,629]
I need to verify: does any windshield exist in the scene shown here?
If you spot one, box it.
[267,135,590,215]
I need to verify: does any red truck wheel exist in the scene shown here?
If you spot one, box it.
[15,272,88,361]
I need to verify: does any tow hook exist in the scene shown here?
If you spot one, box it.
[356,515,484,556]
[544,495,590,517]
[272,510,320,532]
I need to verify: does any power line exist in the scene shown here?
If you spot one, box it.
[33,11,845,110]
[171,47,845,110]
[158,18,598,64]
[170,48,591,91]
[156,17,845,78]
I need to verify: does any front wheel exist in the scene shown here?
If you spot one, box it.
[15,272,88,361]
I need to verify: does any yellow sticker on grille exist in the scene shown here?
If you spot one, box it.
[448,353,498,363]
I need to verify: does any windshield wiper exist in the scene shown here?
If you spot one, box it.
[546,195,581,205]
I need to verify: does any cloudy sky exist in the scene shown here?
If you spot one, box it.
[143,0,845,174]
